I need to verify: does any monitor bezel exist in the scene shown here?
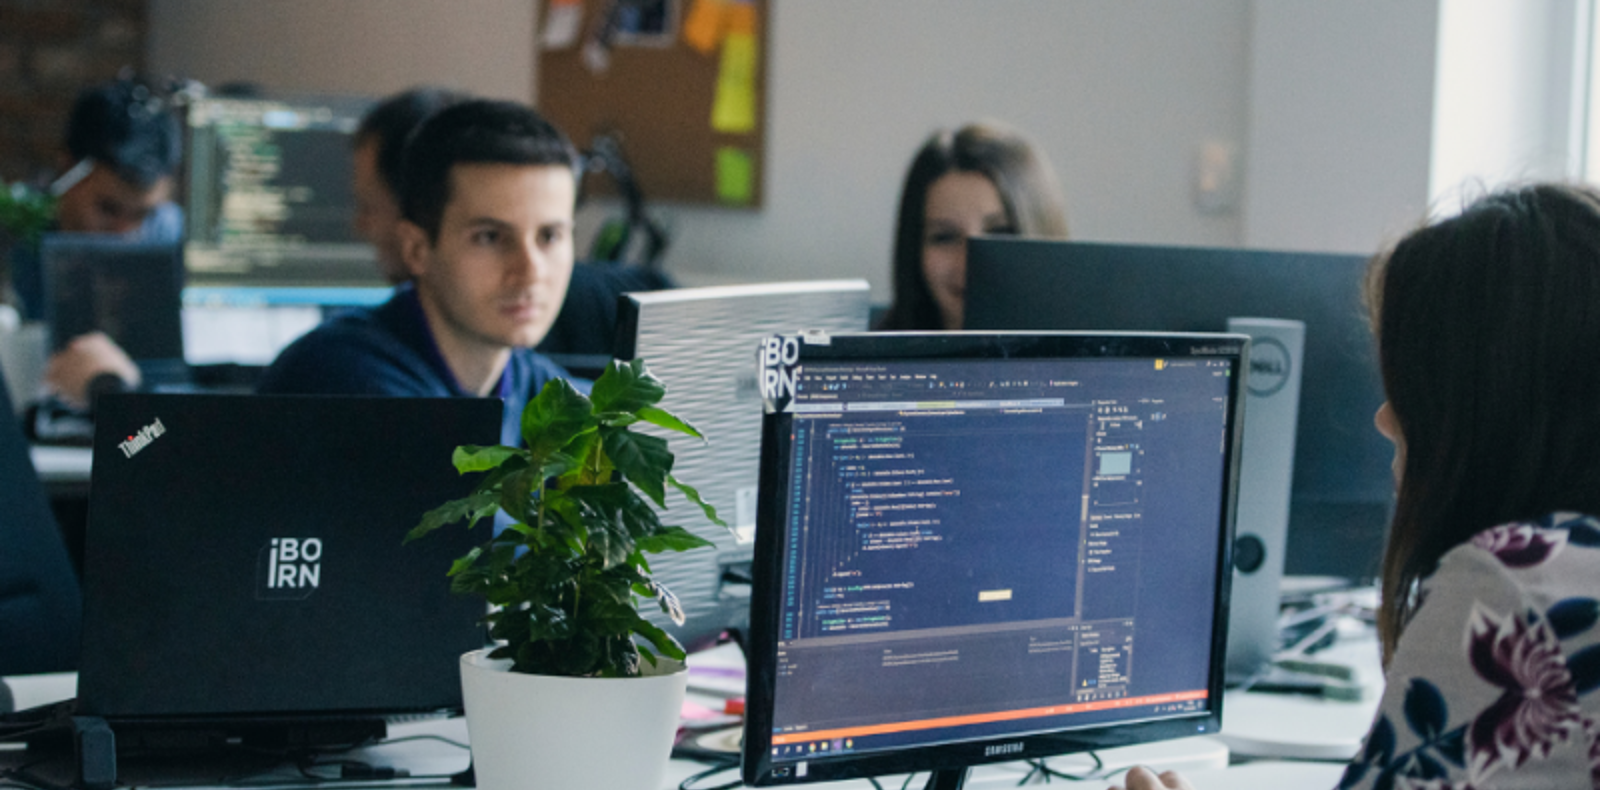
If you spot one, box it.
[741,331,1246,786]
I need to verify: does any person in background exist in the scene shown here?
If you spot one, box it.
[10,77,185,409]
[351,87,470,284]
[874,121,1068,331]
[257,100,581,447]
[1113,183,1600,790]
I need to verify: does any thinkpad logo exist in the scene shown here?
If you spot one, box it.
[118,418,166,458]
[257,537,323,600]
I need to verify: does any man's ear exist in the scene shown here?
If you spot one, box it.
[396,220,432,279]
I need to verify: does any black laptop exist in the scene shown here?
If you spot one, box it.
[76,394,497,726]
[40,233,188,387]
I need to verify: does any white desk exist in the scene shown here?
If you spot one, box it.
[1218,625,1384,761]
[5,629,1381,789]
[28,444,92,486]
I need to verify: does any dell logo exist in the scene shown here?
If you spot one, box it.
[257,537,322,600]
[984,742,1024,757]
[1246,336,1292,398]
[117,418,167,458]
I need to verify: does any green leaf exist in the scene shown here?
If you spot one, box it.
[637,405,704,439]
[597,412,640,429]
[603,429,673,507]
[589,359,666,414]
[446,546,485,577]
[633,617,687,662]
[406,489,499,543]
[637,525,716,554]
[521,378,598,459]
[452,444,522,473]
[668,474,727,527]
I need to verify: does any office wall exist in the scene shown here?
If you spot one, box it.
[656,1,1253,289]
[146,2,1457,293]
[145,0,536,102]
[143,1,1253,296]
[1242,1,1440,255]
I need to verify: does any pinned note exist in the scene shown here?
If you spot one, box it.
[710,28,758,133]
[682,0,727,55]
[540,0,584,50]
[715,147,754,205]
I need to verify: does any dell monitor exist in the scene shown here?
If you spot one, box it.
[612,280,872,651]
[181,95,391,369]
[965,238,1391,581]
[742,332,1245,787]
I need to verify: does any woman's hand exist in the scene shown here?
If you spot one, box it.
[1109,765,1196,790]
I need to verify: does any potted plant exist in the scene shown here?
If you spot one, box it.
[406,359,725,789]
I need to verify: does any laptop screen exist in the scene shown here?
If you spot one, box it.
[742,332,1246,785]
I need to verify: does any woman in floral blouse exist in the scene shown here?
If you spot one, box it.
[1118,183,1600,790]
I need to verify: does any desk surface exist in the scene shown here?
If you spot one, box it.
[28,444,92,484]
[5,623,1380,788]
[1217,622,1383,761]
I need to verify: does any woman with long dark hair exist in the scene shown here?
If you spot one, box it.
[1118,184,1600,789]
[875,122,1068,331]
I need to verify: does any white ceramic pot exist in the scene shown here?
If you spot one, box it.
[459,648,688,790]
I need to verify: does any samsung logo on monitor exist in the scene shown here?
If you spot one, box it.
[984,742,1024,757]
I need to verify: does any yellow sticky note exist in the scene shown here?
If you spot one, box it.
[711,31,757,133]
[715,147,754,205]
[682,0,727,55]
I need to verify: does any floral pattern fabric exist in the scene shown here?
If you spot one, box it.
[1338,513,1600,790]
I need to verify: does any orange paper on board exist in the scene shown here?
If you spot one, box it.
[683,0,727,55]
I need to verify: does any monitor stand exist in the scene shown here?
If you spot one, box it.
[925,768,967,789]
[0,679,12,713]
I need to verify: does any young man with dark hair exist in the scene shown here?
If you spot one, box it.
[10,77,185,409]
[351,87,469,283]
[258,100,582,447]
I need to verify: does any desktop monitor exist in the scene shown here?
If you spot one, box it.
[742,332,1246,787]
[0,363,83,676]
[612,280,872,651]
[181,95,390,370]
[39,234,187,385]
[965,238,1391,580]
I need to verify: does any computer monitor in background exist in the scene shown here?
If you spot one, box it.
[40,234,187,387]
[742,332,1245,787]
[612,280,872,652]
[965,239,1390,581]
[181,95,389,371]
[0,362,82,677]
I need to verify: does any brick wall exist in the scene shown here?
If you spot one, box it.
[0,0,147,185]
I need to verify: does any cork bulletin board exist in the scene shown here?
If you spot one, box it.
[536,0,768,208]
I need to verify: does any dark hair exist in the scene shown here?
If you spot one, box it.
[398,100,580,242]
[356,87,470,199]
[876,122,1069,331]
[1367,183,1600,662]
[65,78,183,189]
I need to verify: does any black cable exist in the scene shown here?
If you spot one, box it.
[677,759,743,790]
[1021,750,1105,783]
[363,733,470,752]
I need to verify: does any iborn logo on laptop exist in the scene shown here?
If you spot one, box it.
[256,537,323,600]
[117,418,166,458]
